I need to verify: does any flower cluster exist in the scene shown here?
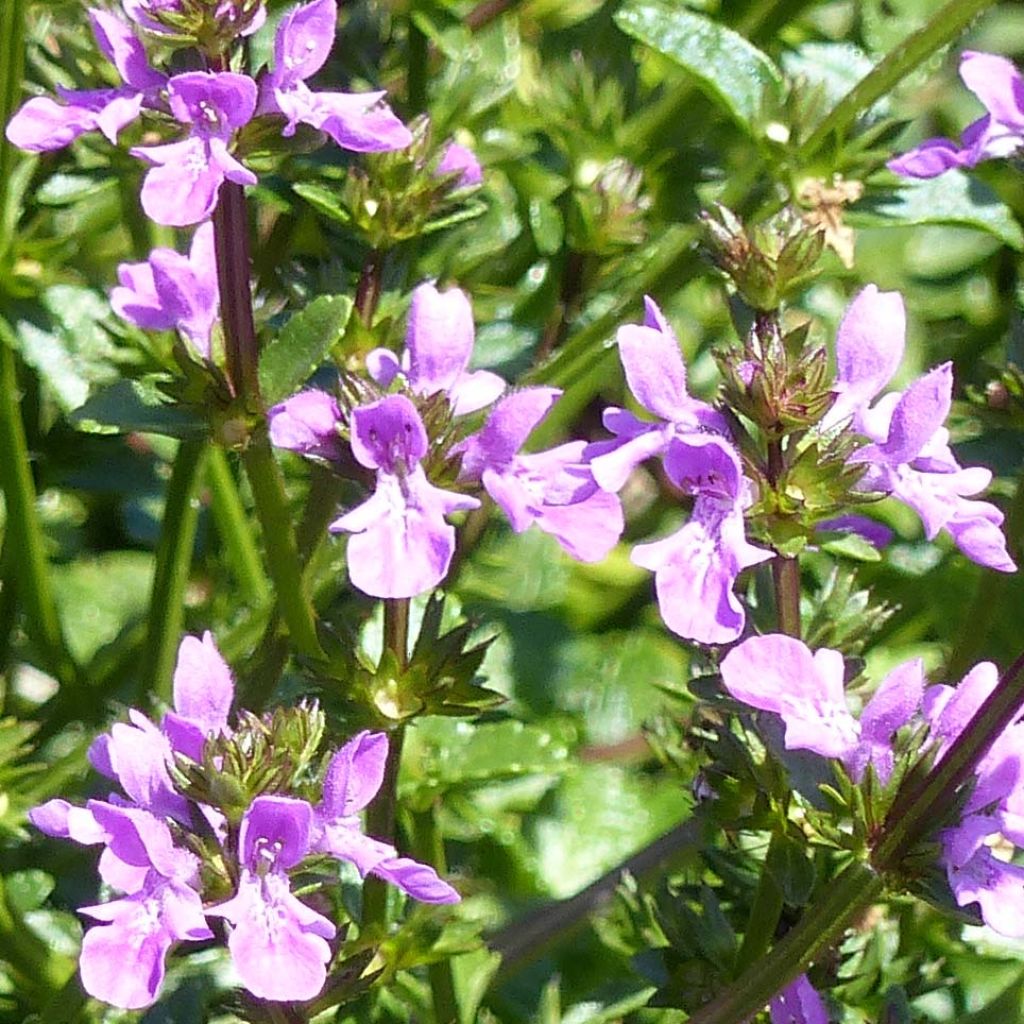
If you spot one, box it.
[587,297,772,645]
[6,0,411,226]
[30,632,458,1009]
[889,51,1024,179]
[827,286,1016,573]
[270,281,624,598]
[720,633,1024,938]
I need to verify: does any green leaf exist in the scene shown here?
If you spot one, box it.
[614,0,783,133]
[69,378,206,438]
[821,534,883,563]
[13,286,124,412]
[258,295,353,406]
[53,552,154,664]
[400,717,574,804]
[292,181,351,226]
[765,834,817,906]
[851,172,1024,251]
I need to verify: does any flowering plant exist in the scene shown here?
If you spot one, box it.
[2,0,1024,1022]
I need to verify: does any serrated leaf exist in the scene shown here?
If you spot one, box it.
[69,378,207,438]
[258,295,353,405]
[614,0,784,133]
[851,172,1024,251]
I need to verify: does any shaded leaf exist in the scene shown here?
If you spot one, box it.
[69,378,206,438]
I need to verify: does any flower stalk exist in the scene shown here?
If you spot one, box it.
[213,180,261,402]
[145,439,207,702]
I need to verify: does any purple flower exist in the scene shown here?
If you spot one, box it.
[111,221,220,357]
[720,634,925,781]
[436,141,483,188]
[367,281,505,415]
[208,796,336,1001]
[829,286,1016,573]
[78,804,212,1010]
[268,388,343,459]
[6,9,164,152]
[770,975,829,1024]
[888,52,1024,178]
[162,629,235,760]
[312,731,460,902]
[632,436,771,645]
[589,296,730,493]
[258,0,410,153]
[456,387,624,562]
[589,298,770,643]
[331,395,479,598]
[131,71,258,226]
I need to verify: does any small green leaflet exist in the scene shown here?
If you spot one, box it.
[257,294,353,406]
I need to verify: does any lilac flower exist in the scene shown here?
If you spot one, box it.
[828,285,1016,573]
[111,221,220,357]
[6,9,164,152]
[258,0,411,153]
[633,435,771,645]
[720,634,925,782]
[268,388,343,460]
[590,298,770,643]
[589,296,730,493]
[312,731,460,902]
[455,387,624,562]
[208,796,336,1001]
[367,281,505,416]
[436,141,483,188]
[162,629,235,760]
[770,975,829,1024]
[888,52,1024,179]
[331,395,479,598]
[76,804,212,1010]
[131,71,258,226]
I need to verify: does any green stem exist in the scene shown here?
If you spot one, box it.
[798,0,1000,161]
[687,861,883,1024]
[0,0,25,260]
[412,807,459,1024]
[363,598,410,931]
[355,248,383,324]
[875,647,1024,872]
[733,830,786,975]
[241,432,324,660]
[145,440,207,702]
[206,447,271,607]
[0,335,75,687]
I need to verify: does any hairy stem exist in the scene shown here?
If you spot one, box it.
[798,0,1000,160]
[0,335,75,687]
[241,431,324,660]
[363,598,410,930]
[206,447,271,607]
[145,440,207,702]
[766,439,801,637]
[687,861,883,1024]
[213,181,260,401]
[355,248,383,324]
[875,647,1024,871]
